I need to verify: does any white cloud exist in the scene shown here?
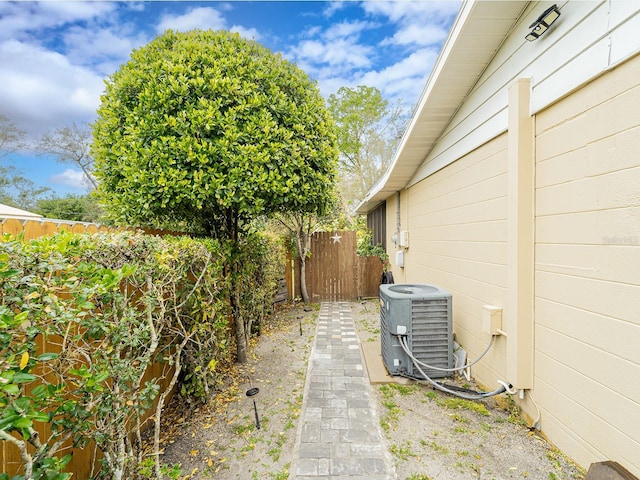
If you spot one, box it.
[0,40,104,136]
[289,37,372,75]
[322,1,346,18]
[62,26,149,75]
[361,1,461,24]
[156,7,227,33]
[315,46,440,109]
[49,168,89,190]
[325,20,374,40]
[383,23,450,47]
[155,6,260,41]
[359,48,440,102]
[229,25,261,41]
[361,1,460,48]
[301,1,460,106]
[0,2,117,41]
[286,17,376,80]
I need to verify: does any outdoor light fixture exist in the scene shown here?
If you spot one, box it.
[246,387,261,430]
[525,4,561,41]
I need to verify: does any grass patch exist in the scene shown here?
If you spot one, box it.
[379,384,404,432]
[267,432,287,461]
[268,465,290,479]
[232,420,256,436]
[424,389,490,417]
[453,425,472,434]
[429,440,450,455]
[451,413,469,423]
[438,397,490,416]
[387,382,418,396]
[390,441,416,461]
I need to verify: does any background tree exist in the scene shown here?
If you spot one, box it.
[36,122,97,190]
[92,29,338,362]
[1,115,51,210]
[34,193,105,222]
[0,114,26,157]
[0,165,50,211]
[328,86,407,208]
[276,201,339,304]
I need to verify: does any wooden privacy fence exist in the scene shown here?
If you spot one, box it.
[290,231,383,301]
[0,349,174,479]
[0,217,177,241]
[1,217,114,239]
[0,217,178,478]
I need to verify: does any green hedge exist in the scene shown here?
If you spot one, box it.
[0,230,284,479]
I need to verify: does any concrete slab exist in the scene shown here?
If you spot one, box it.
[360,338,412,385]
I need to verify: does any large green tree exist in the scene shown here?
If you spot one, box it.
[92,29,338,362]
[328,86,407,208]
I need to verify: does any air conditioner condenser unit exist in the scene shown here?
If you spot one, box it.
[379,283,453,379]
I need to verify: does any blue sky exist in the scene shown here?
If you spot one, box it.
[0,1,461,197]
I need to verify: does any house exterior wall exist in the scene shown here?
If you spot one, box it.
[374,2,640,474]
[387,52,640,476]
[411,1,640,187]
[533,52,640,474]
[397,133,509,389]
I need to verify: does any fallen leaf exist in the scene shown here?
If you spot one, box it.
[19,352,29,370]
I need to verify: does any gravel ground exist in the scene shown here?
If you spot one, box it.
[159,300,586,480]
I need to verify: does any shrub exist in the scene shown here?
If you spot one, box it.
[0,229,283,479]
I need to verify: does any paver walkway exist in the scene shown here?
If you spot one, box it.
[291,302,396,479]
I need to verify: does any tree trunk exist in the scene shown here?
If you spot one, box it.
[232,285,247,363]
[299,256,310,303]
[296,225,312,303]
[227,210,248,363]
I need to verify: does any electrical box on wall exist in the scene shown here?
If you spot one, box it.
[398,230,409,249]
[482,305,503,335]
[395,250,404,268]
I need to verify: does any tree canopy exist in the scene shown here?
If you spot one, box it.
[328,85,407,208]
[92,29,338,239]
[0,116,51,209]
[37,122,97,190]
[0,114,26,157]
[34,194,104,223]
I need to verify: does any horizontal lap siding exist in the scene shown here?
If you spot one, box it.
[404,134,509,386]
[534,55,640,474]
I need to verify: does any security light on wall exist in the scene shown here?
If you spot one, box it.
[525,4,561,41]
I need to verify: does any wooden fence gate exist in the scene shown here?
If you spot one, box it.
[288,231,383,302]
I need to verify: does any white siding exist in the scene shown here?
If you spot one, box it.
[411,1,640,187]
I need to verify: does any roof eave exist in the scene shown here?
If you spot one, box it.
[356,0,528,215]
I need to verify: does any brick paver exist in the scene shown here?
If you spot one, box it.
[291,302,395,479]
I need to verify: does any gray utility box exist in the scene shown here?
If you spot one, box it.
[379,283,453,379]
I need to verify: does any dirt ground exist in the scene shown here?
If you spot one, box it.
[160,300,586,480]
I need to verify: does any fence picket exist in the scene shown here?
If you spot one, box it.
[290,231,382,301]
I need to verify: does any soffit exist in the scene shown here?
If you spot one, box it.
[356,0,528,214]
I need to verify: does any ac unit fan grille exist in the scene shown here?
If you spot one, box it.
[409,299,451,377]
